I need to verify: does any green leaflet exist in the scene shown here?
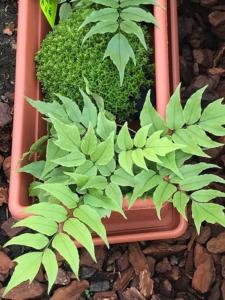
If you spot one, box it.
[120,20,147,49]
[199,99,225,136]
[173,191,189,220]
[140,91,166,131]
[119,150,133,175]
[111,168,135,187]
[64,218,96,261]
[65,172,89,189]
[96,111,116,140]
[179,174,225,192]
[91,132,114,165]
[75,160,97,177]
[166,84,184,130]
[34,183,78,208]
[120,0,159,7]
[130,170,160,206]
[26,98,69,122]
[80,89,98,128]
[19,161,46,180]
[81,176,108,190]
[42,249,58,293]
[172,128,209,157]
[3,252,42,296]
[187,125,221,149]
[143,147,161,163]
[55,94,81,123]
[50,116,81,151]
[158,152,183,178]
[80,8,119,28]
[4,233,49,250]
[73,205,108,247]
[132,148,147,170]
[98,159,116,176]
[192,202,225,234]
[13,216,57,236]
[191,189,225,202]
[105,183,123,208]
[170,162,220,184]
[25,202,68,223]
[83,20,118,44]
[92,0,119,8]
[20,135,48,161]
[52,149,85,167]
[59,3,72,20]
[52,233,79,278]
[104,33,136,85]
[120,7,158,25]
[183,86,206,125]
[117,122,133,151]
[134,124,151,148]
[153,181,177,219]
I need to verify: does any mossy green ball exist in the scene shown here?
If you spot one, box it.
[36,8,154,121]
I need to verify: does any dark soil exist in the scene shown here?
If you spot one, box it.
[0,0,225,299]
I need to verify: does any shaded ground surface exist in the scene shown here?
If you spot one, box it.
[0,0,225,299]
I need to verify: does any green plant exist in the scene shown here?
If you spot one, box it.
[36,7,153,122]
[4,85,225,296]
[80,0,158,84]
[57,0,91,20]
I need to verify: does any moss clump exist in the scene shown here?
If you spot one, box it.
[36,8,154,121]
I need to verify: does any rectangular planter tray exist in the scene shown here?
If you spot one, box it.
[9,0,187,245]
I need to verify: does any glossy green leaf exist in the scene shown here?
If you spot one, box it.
[192,202,225,234]
[120,20,147,49]
[104,33,136,85]
[13,216,57,236]
[81,176,107,190]
[134,124,151,148]
[173,191,189,220]
[111,168,135,187]
[130,170,160,205]
[52,149,85,167]
[191,189,225,202]
[183,86,206,125]
[172,129,209,157]
[121,7,158,25]
[199,99,225,136]
[132,148,147,170]
[19,161,46,180]
[83,20,118,43]
[81,126,97,155]
[25,202,67,223]
[140,91,165,131]
[187,125,221,149]
[153,181,176,219]
[52,233,79,278]
[91,132,114,165]
[119,150,133,175]
[166,84,184,130]
[80,89,98,128]
[117,122,133,151]
[34,183,78,208]
[80,8,119,28]
[4,233,49,250]
[64,218,96,261]
[179,174,225,191]
[3,252,42,296]
[92,0,119,8]
[55,94,81,123]
[50,116,80,151]
[73,205,108,247]
[42,249,58,293]
[96,111,116,140]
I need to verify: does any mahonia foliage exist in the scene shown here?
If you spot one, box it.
[36,7,153,122]
[80,0,158,84]
[4,85,225,296]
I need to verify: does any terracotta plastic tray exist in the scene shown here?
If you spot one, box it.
[9,0,187,244]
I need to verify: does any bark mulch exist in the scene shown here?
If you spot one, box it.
[0,0,225,299]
